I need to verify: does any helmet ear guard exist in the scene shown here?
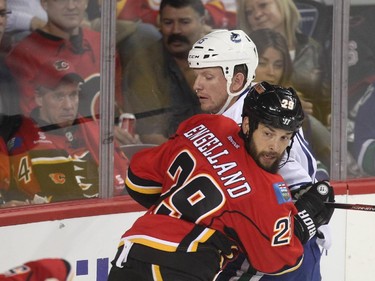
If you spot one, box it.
[242,81,305,133]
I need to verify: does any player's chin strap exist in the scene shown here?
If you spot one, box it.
[215,78,253,115]
[278,135,295,169]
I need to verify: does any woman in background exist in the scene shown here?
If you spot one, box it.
[237,0,331,125]
[250,28,331,180]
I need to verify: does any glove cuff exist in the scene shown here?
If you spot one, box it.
[294,209,317,244]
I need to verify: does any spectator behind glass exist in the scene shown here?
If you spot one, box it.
[5,0,47,45]
[5,0,123,120]
[351,82,375,177]
[237,0,331,125]
[344,9,375,178]
[5,59,128,204]
[122,0,209,145]
[250,28,331,179]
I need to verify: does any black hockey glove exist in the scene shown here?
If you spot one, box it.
[293,181,335,244]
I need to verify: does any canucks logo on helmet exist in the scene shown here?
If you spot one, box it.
[230,32,241,43]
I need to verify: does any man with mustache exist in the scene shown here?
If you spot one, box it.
[122,0,211,144]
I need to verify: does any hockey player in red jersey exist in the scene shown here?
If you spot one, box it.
[0,258,73,281]
[5,59,128,204]
[108,82,335,280]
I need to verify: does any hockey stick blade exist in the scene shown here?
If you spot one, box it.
[325,202,375,212]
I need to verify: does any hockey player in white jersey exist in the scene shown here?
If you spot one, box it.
[188,29,331,281]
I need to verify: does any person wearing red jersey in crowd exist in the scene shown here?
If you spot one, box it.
[0,258,73,281]
[108,82,335,280]
[4,59,128,204]
[5,0,123,119]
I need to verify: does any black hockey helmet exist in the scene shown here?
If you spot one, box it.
[242,81,305,133]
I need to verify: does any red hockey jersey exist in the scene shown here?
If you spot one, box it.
[123,114,303,275]
[5,28,123,118]
[7,115,128,202]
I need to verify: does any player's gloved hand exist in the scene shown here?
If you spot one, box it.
[293,181,335,244]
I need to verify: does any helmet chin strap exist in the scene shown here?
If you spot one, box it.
[216,94,234,115]
[215,78,253,115]
[278,137,295,169]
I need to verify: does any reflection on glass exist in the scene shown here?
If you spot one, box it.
[0,0,129,208]
[347,0,375,178]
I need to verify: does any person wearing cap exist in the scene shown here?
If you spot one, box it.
[3,59,128,204]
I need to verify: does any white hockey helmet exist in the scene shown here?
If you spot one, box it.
[188,29,259,90]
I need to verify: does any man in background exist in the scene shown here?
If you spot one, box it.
[122,0,210,144]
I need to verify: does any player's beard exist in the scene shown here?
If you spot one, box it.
[248,142,282,174]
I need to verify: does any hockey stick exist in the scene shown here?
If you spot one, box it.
[325,202,375,212]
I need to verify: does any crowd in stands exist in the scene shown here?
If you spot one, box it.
[0,0,375,207]
[0,0,128,206]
